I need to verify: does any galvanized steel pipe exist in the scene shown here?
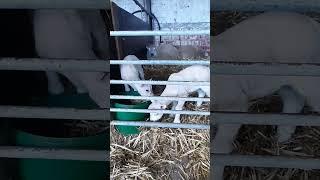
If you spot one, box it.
[110,30,210,36]
[111,120,209,129]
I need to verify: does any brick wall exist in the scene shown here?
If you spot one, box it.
[113,0,210,53]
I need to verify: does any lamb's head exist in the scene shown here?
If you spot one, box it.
[146,44,158,59]
[135,83,153,96]
[148,100,168,121]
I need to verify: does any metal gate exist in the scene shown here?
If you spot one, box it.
[211,0,320,179]
[0,1,110,163]
[109,1,210,130]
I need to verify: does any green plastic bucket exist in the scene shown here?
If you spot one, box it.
[113,91,150,136]
[15,93,107,180]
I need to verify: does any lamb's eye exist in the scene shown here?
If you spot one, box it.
[146,89,149,92]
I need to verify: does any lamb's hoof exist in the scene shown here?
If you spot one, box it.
[196,101,203,107]
[277,127,295,143]
[173,119,180,123]
[277,134,291,143]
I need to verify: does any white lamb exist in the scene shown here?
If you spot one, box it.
[120,55,153,96]
[148,65,210,123]
[33,9,109,108]
[211,11,320,179]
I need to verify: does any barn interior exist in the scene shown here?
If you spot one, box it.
[0,8,114,179]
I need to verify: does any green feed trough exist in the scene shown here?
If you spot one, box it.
[113,91,150,136]
[15,93,107,180]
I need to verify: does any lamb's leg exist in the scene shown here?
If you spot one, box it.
[173,100,185,123]
[124,84,130,91]
[46,71,64,94]
[62,72,88,93]
[130,84,138,91]
[277,86,304,142]
[137,65,145,80]
[212,99,248,180]
[197,89,206,107]
[74,72,108,108]
[170,101,178,117]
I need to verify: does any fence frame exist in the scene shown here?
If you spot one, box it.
[211,4,320,178]
[211,63,320,179]
[0,0,110,9]
[0,1,111,164]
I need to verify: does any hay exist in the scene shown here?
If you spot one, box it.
[110,102,210,180]
[63,120,108,137]
[224,95,320,179]
[212,11,320,179]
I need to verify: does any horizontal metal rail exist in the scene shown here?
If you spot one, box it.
[211,0,320,12]
[111,121,209,129]
[213,154,320,169]
[110,60,210,65]
[0,146,107,161]
[0,0,110,9]
[0,58,108,72]
[212,63,320,76]
[111,95,210,102]
[110,80,210,86]
[212,112,320,126]
[0,106,108,120]
[111,108,210,116]
[110,30,210,36]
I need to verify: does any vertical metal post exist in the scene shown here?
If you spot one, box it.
[110,2,124,59]
[146,0,153,30]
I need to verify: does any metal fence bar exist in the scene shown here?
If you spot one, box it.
[0,0,110,9]
[212,112,320,126]
[110,60,210,65]
[0,106,108,120]
[211,0,320,12]
[0,146,108,161]
[0,58,109,72]
[110,30,210,36]
[212,63,320,76]
[213,154,320,169]
[110,80,210,86]
[111,108,210,116]
[111,121,210,129]
[111,95,210,102]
